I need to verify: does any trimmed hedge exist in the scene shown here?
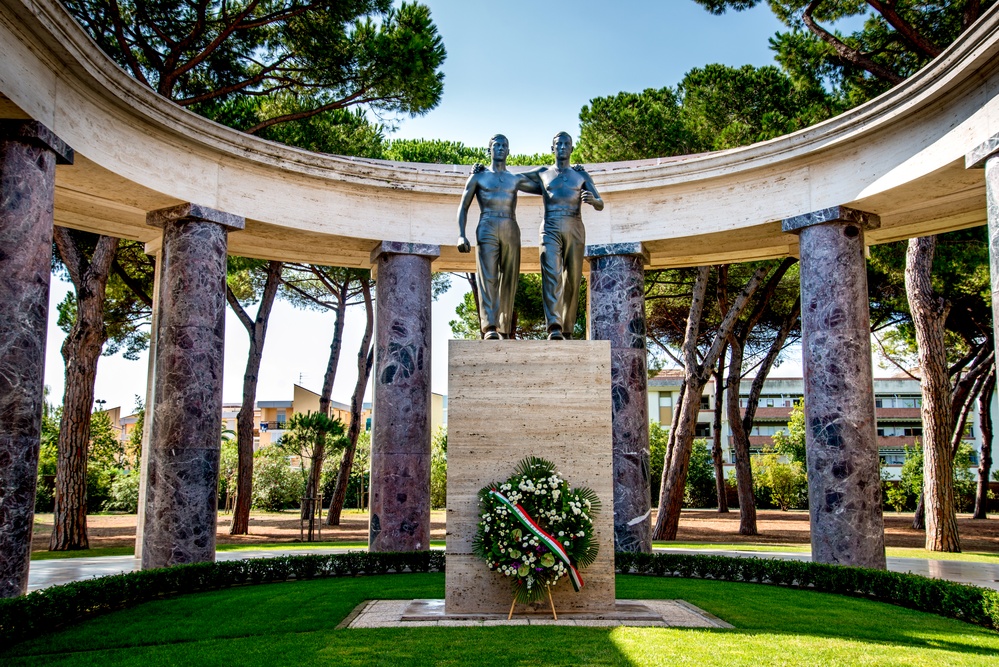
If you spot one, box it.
[2,550,996,647]
[0,551,444,645]
[615,551,999,630]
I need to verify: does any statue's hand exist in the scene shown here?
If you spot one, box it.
[457,236,471,253]
[472,163,486,174]
[580,190,597,207]
[572,164,586,172]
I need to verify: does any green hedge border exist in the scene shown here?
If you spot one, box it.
[0,551,444,645]
[616,552,999,630]
[1,551,996,646]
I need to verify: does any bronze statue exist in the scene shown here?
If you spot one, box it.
[529,132,604,340]
[457,134,539,339]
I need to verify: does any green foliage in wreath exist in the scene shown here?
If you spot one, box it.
[472,456,600,604]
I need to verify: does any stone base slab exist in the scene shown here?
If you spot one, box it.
[445,340,615,614]
[343,599,734,628]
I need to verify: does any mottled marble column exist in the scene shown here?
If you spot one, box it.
[966,136,999,358]
[783,206,885,569]
[369,242,439,552]
[586,242,651,553]
[0,121,72,597]
[141,204,244,570]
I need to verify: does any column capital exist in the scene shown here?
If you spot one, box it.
[146,203,245,231]
[370,241,441,264]
[966,133,999,169]
[0,120,73,164]
[584,242,649,263]
[782,206,880,234]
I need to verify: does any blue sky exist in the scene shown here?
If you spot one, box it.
[388,0,788,154]
[47,1,820,414]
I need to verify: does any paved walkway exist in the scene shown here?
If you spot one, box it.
[25,547,999,592]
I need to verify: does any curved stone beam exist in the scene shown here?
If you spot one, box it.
[1,0,998,271]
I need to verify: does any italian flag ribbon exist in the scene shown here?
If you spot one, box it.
[488,489,585,592]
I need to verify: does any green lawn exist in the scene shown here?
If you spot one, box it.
[4,574,997,666]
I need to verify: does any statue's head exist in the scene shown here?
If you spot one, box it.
[552,131,573,159]
[488,134,509,159]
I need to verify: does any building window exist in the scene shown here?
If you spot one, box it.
[659,394,672,407]
[749,425,788,437]
[880,452,906,465]
[878,425,923,437]
[700,395,710,410]
[694,423,711,438]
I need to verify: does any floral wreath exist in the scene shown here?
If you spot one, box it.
[472,457,600,604]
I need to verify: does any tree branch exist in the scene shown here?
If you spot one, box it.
[803,0,905,84]
[865,0,942,57]
[226,284,255,333]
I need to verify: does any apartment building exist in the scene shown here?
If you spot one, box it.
[647,370,984,479]
[110,384,446,452]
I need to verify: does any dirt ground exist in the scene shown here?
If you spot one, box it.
[31,508,999,553]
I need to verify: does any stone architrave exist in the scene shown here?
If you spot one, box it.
[966,135,999,355]
[140,204,244,570]
[782,206,886,570]
[368,242,440,552]
[586,242,651,553]
[0,121,72,598]
[446,340,615,614]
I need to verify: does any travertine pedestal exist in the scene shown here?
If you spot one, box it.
[587,243,651,553]
[783,206,886,570]
[445,340,615,614]
[140,204,244,570]
[0,121,72,597]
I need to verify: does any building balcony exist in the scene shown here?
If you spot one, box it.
[260,421,288,432]
[875,407,922,419]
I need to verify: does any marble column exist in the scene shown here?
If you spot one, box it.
[0,121,72,597]
[783,206,886,569]
[141,204,244,570]
[586,242,651,553]
[368,241,439,552]
[966,135,999,356]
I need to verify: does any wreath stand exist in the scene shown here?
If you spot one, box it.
[508,587,558,620]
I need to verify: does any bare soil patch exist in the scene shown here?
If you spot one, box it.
[669,509,999,552]
[31,508,999,553]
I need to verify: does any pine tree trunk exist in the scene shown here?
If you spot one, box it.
[652,376,706,540]
[327,281,374,526]
[726,338,758,536]
[912,493,926,530]
[318,294,348,418]
[711,350,729,513]
[49,232,118,551]
[973,371,995,519]
[905,236,961,552]
[228,261,282,535]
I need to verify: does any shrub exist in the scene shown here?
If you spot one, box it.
[430,426,447,509]
[252,446,304,511]
[649,422,669,504]
[683,439,716,508]
[752,450,807,511]
[103,469,140,513]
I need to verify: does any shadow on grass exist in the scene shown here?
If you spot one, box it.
[4,575,998,666]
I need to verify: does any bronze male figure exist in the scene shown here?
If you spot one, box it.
[456,134,539,339]
[529,132,604,340]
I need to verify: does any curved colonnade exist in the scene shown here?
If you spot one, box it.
[2,0,999,596]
